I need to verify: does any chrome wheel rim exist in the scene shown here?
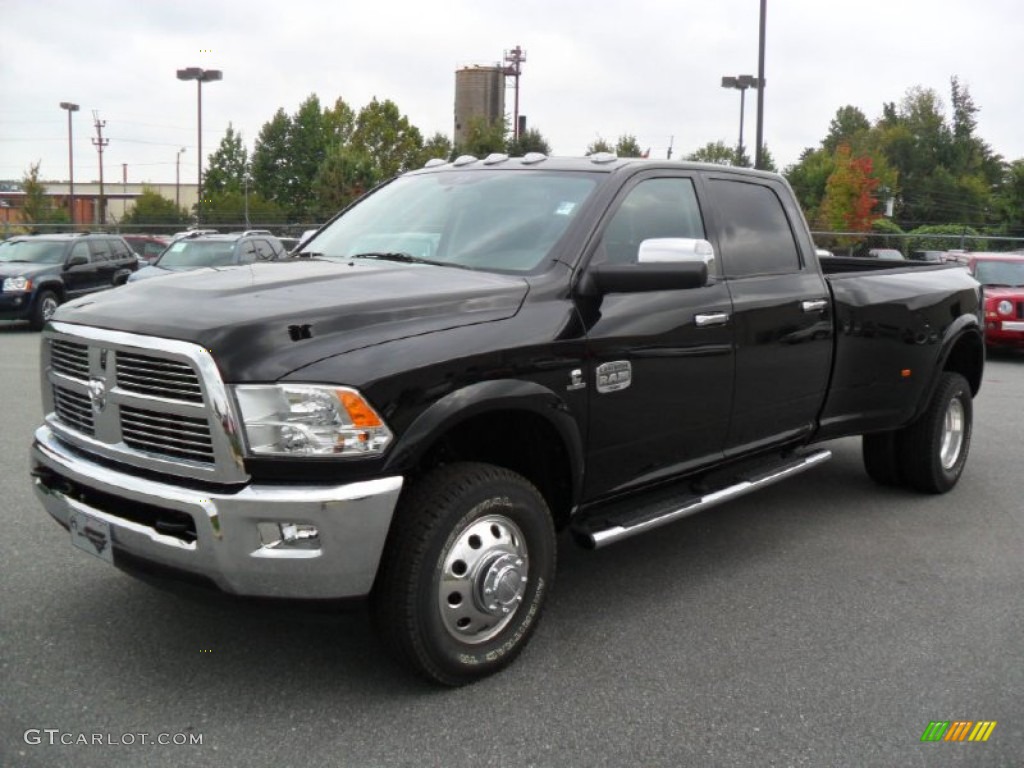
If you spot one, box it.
[41,296,59,321]
[438,513,529,644]
[940,397,965,470]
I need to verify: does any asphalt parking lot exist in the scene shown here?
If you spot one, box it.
[1,323,1021,768]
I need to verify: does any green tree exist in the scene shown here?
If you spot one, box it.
[456,116,507,157]
[756,144,778,172]
[823,106,871,154]
[201,190,285,227]
[417,132,454,165]
[906,223,986,252]
[864,216,905,251]
[615,134,644,158]
[21,162,69,230]
[251,108,291,204]
[785,148,835,219]
[314,145,381,214]
[286,94,332,220]
[203,123,248,197]
[586,137,614,155]
[993,159,1024,236]
[686,141,739,165]
[121,187,189,232]
[507,127,551,156]
[351,98,424,182]
[323,97,356,147]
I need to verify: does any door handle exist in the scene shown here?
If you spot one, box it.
[801,299,828,313]
[695,312,730,327]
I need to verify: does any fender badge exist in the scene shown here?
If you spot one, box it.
[596,361,632,393]
[567,369,586,391]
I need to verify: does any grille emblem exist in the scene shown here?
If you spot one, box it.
[88,377,108,413]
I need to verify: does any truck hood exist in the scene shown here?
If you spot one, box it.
[983,286,1024,299]
[55,259,529,381]
[0,262,59,280]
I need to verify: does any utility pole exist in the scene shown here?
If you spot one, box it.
[176,147,186,207]
[667,135,674,160]
[91,111,109,226]
[59,102,79,227]
[503,46,526,142]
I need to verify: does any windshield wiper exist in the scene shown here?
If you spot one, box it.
[350,252,467,269]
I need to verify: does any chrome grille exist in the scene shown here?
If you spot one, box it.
[120,406,214,464]
[50,340,90,380]
[116,352,204,403]
[44,322,247,483]
[53,385,95,435]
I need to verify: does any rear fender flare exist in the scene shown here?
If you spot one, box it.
[913,317,984,421]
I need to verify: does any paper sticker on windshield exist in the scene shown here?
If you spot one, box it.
[555,202,577,216]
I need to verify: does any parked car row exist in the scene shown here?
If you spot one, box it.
[1,229,292,328]
[0,233,139,329]
[129,230,289,282]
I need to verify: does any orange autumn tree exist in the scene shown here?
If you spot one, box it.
[818,143,880,247]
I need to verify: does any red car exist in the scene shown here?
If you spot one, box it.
[965,252,1024,348]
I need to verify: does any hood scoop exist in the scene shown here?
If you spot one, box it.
[288,324,314,342]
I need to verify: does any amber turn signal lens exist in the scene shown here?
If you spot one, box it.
[339,391,383,428]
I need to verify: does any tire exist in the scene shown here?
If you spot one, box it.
[862,431,904,487]
[371,462,556,686]
[896,372,973,494]
[30,290,60,331]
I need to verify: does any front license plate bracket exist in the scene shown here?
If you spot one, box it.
[70,511,115,564]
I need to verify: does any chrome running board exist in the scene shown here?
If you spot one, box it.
[575,449,832,549]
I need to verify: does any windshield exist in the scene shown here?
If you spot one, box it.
[974,259,1024,287]
[307,170,599,273]
[0,240,66,264]
[156,240,236,269]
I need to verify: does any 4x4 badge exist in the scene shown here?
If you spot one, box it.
[567,369,586,391]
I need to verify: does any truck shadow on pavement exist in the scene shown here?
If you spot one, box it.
[42,437,937,700]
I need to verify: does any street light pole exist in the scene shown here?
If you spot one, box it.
[176,67,222,226]
[59,102,79,227]
[175,147,186,207]
[721,75,763,166]
[755,0,767,170]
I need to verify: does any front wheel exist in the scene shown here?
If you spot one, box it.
[371,462,556,686]
[30,290,59,331]
[896,372,973,494]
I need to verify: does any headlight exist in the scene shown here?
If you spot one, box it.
[233,384,393,457]
[3,276,31,292]
[996,300,1014,316]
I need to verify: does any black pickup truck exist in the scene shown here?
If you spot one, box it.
[30,156,984,685]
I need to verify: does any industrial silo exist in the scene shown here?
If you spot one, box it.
[453,65,505,147]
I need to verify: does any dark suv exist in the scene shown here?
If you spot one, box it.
[0,233,138,329]
[129,230,288,282]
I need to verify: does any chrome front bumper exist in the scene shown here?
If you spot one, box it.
[31,425,403,599]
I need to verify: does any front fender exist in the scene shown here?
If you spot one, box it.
[382,378,585,504]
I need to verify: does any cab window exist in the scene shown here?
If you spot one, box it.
[705,179,801,278]
[593,177,709,271]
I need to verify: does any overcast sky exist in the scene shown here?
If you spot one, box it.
[2,0,1021,187]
